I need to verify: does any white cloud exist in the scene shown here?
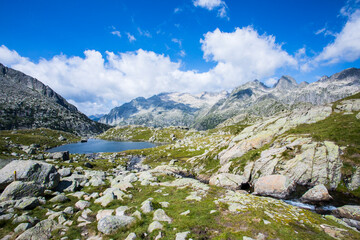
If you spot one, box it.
[174,7,182,13]
[201,27,297,85]
[314,10,360,64]
[172,38,182,47]
[137,28,151,38]
[264,77,278,87]
[111,30,121,38]
[194,0,223,10]
[126,33,136,42]
[193,0,228,18]
[0,27,296,115]
[179,50,186,57]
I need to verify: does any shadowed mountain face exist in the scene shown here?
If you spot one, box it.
[101,68,360,130]
[0,63,109,135]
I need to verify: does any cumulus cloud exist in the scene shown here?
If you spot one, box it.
[0,27,296,115]
[193,0,228,18]
[314,10,360,64]
[201,27,297,85]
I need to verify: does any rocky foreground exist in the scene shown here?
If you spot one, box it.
[0,93,360,239]
[1,155,360,240]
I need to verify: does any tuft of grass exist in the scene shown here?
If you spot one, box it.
[229,144,270,173]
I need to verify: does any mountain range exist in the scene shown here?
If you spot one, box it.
[0,63,109,135]
[100,68,360,130]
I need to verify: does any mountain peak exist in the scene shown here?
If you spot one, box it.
[274,75,297,90]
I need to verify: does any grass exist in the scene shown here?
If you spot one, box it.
[0,128,80,158]
[98,126,189,143]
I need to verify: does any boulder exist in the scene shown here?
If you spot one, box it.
[125,233,137,240]
[209,173,247,189]
[176,231,191,240]
[75,200,90,210]
[141,199,153,213]
[253,175,295,198]
[153,209,172,223]
[49,194,69,203]
[96,209,114,221]
[97,215,135,234]
[0,160,60,190]
[48,151,70,161]
[16,219,63,240]
[94,193,115,207]
[84,162,93,168]
[115,206,129,216]
[0,181,44,201]
[300,184,332,203]
[58,168,71,177]
[14,222,33,233]
[14,197,40,210]
[148,221,163,233]
[333,205,360,221]
[55,180,80,192]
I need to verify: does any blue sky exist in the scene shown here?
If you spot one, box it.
[1,0,360,115]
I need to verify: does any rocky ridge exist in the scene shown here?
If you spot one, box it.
[100,68,360,130]
[99,91,228,127]
[0,63,109,135]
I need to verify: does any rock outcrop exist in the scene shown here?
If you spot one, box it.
[253,175,295,198]
[0,160,60,190]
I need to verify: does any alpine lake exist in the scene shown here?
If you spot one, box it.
[47,138,157,154]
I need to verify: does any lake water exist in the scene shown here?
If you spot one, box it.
[47,138,157,154]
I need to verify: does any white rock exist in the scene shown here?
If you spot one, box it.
[96,209,114,221]
[75,200,90,210]
[153,209,172,223]
[176,231,190,240]
[148,221,163,233]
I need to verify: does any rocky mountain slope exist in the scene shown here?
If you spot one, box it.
[194,68,360,129]
[100,68,360,130]
[99,91,228,127]
[0,63,109,135]
[1,93,360,239]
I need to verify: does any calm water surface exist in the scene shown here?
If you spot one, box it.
[47,139,156,154]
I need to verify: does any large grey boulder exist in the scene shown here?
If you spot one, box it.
[0,181,44,201]
[49,194,69,203]
[55,180,80,192]
[48,151,70,161]
[253,175,295,199]
[97,215,135,234]
[209,173,247,189]
[0,160,60,190]
[16,219,63,240]
[14,197,40,210]
[58,168,71,177]
[300,184,332,203]
[333,205,360,221]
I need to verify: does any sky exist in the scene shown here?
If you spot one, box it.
[0,0,360,115]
